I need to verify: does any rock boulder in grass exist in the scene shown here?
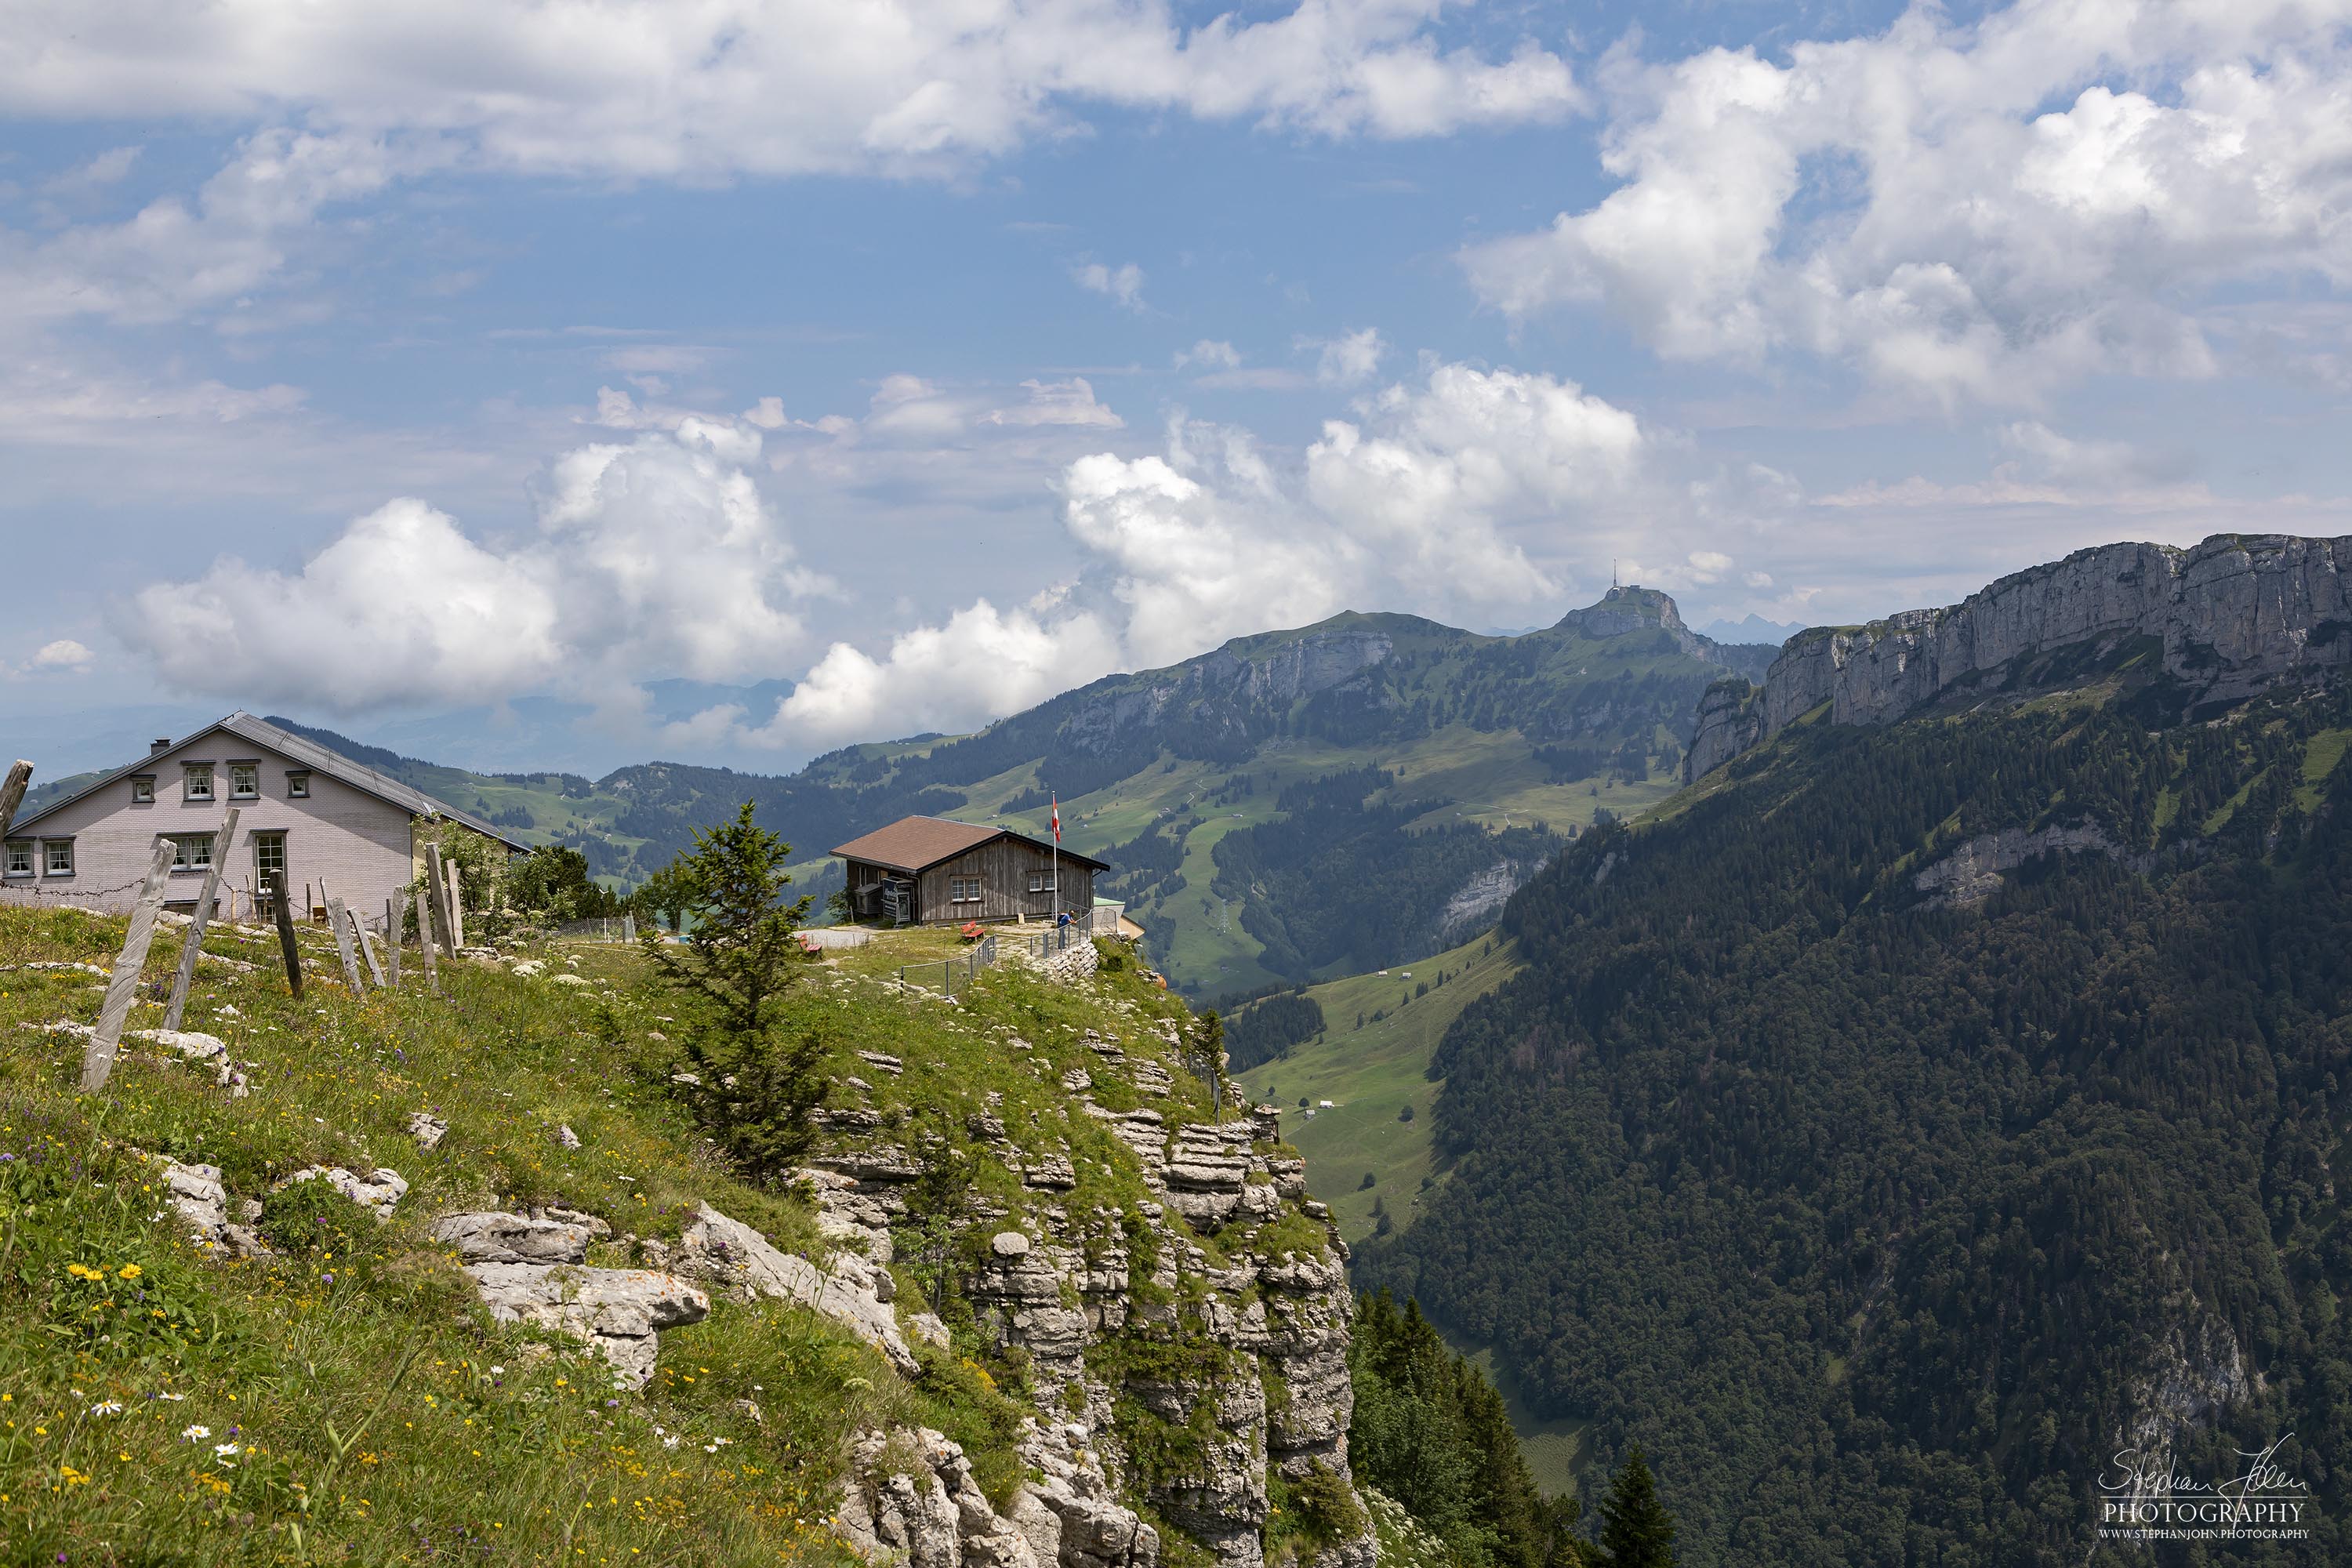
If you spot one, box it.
[155,1157,270,1258]
[464,1262,710,1385]
[284,1166,408,1221]
[160,1159,230,1243]
[430,1210,597,1265]
[677,1203,919,1377]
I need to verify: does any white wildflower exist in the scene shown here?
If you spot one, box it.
[181,1424,212,1440]
[662,1435,681,1450]
[89,1400,123,1417]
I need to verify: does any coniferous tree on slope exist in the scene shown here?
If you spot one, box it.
[1597,1449,1676,1568]
[640,800,826,1178]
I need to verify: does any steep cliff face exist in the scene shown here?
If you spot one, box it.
[1059,626,1401,756]
[805,959,1376,1568]
[1688,533,2352,779]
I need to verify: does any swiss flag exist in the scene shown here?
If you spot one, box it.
[1051,793,1061,844]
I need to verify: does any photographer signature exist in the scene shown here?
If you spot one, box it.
[2100,1436,2309,1500]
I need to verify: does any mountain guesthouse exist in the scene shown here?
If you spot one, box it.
[833,815,1107,927]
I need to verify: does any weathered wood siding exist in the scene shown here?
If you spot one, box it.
[846,835,1096,924]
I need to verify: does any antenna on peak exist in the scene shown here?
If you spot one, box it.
[1612,558,1619,590]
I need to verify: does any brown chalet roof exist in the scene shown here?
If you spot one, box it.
[832,814,1109,876]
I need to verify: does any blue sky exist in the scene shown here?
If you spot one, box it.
[4,0,2349,775]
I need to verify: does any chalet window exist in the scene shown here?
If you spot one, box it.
[130,775,155,804]
[183,764,214,802]
[949,877,982,902]
[170,834,215,872]
[1028,872,1056,892]
[44,840,74,877]
[230,764,259,799]
[252,832,287,878]
[4,842,29,877]
[286,771,310,799]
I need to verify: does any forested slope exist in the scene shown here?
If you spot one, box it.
[1359,673,2352,1566]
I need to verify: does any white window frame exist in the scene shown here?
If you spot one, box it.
[4,841,30,877]
[252,831,287,879]
[950,876,983,903]
[130,775,155,804]
[170,833,216,873]
[286,771,310,799]
[183,764,214,802]
[229,763,260,799]
[44,840,74,877]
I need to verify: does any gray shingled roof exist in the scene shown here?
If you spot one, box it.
[3,710,533,851]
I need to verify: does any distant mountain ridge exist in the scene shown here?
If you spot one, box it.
[270,591,1778,995]
[1688,532,2352,780]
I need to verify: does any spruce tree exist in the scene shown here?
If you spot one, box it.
[1596,1448,1675,1568]
[641,800,826,1179]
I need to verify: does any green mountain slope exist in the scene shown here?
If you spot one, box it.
[277,589,1772,998]
[1225,929,1522,1247]
[1356,656,2352,1565]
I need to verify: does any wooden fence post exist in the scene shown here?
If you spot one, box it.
[326,895,365,993]
[162,807,239,1031]
[270,871,305,999]
[385,896,402,987]
[83,837,176,1092]
[416,877,442,996]
[352,906,387,988]
[423,844,457,962]
[446,860,465,949]
[0,759,31,842]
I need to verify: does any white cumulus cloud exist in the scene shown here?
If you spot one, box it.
[1073,261,1147,310]
[1312,328,1388,387]
[121,421,825,713]
[2,2,1580,180]
[765,357,1650,742]
[1463,0,2352,405]
[27,639,96,673]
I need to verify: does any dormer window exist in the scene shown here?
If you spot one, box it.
[183,764,214,802]
[286,770,310,799]
[230,763,259,799]
[130,775,155,804]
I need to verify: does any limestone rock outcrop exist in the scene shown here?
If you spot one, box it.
[1911,823,2154,909]
[1689,533,2352,780]
[464,1261,710,1385]
[677,1203,918,1377]
[961,1203,1370,1568]
[284,1165,408,1221]
[430,1210,599,1265]
[840,1427,1047,1568]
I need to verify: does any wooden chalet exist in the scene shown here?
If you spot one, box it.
[833,815,1107,926]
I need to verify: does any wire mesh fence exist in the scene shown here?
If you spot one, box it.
[897,935,997,996]
[551,915,639,943]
